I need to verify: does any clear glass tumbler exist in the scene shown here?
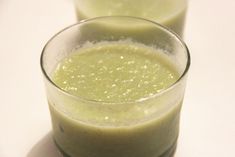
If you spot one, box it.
[73,0,187,36]
[40,16,190,157]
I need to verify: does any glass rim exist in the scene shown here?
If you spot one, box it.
[40,16,190,105]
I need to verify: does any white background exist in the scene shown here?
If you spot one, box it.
[0,0,235,156]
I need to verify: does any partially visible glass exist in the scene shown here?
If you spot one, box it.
[74,0,187,36]
[41,16,190,157]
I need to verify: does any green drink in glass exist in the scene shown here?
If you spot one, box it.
[74,0,187,36]
[41,17,190,157]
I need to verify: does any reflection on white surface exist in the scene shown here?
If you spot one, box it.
[27,132,63,157]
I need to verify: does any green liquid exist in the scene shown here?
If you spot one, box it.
[49,41,182,157]
[74,0,187,36]
[53,41,178,103]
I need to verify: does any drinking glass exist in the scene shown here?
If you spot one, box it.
[74,0,187,36]
[40,16,190,157]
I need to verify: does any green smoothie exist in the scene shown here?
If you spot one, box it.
[49,41,182,157]
[74,0,187,36]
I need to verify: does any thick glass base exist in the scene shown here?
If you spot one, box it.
[159,142,177,157]
[54,139,177,157]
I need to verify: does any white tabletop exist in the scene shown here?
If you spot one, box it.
[0,0,235,156]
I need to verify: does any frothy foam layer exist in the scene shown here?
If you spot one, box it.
[53,40,179,103]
